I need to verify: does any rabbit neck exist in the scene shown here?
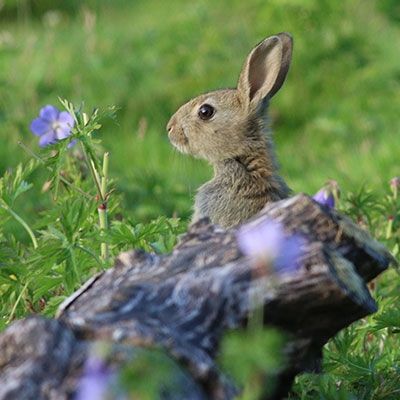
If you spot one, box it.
[213,139,290,201]
[193,142,290,229]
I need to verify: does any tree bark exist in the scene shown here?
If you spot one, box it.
[0,194,395,399]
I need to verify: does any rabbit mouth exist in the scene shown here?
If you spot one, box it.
[173,142,189,154]
[168,128,190,154]
[171,139,190,154]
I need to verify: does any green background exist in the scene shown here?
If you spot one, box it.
[1,0,399,224]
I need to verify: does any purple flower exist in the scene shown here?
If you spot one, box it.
[236,219,304,275]
[390,177,399,198]
[30,105,75,147]
[313,187,335,208]
[75,355,112,400]
[390,177,400,188]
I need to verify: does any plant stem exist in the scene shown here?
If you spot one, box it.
[80,142,104,202]
[98,204,109,261]
[101,152,109,199]
[386,217,393,240]
[1,202,38,249]
[78,143,109,262]
[98,152,110,262]
[7,279,30,323]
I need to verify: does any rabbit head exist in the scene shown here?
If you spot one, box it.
[167,33,293,163]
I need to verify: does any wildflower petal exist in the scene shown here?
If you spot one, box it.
[58,111,75,127]
[237,219,304,276]
[55,112,74,140]
[274,235,305,274]
[68,139,77,148]
[75,376,108,400]
[31,105,76,149]
[75,355,112,400]
[30,117,50,136]
[313,188,335,208]
[39,105,59,122]
[390,177,399,191]
[237,219,284,260]
[39,132,57,147]
[55,126,71,140]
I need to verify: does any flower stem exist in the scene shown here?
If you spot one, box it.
[79,142,110,262]
[1,202,38,249]
[98,152,110,262]
[98,204,109,262]
[101,152,109,199]
[80,142,104,202]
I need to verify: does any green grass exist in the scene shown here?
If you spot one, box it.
[0,1,399,399]
[1,0,399,220]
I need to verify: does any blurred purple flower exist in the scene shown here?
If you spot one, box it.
[30,105,75,147]
[236,219,304,275]
[75,355,112,400]
[313,187,335,208]
[390,177,399,198]
[390,177,400,188]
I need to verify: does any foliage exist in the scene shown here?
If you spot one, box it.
[0,101,185,329]
[0,1,399,399]
[290,186,400,400]
[219,328,285,399]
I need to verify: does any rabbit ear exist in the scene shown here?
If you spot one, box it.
[237,33,293,109]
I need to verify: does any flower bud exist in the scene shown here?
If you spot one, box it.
[390,177,399,199]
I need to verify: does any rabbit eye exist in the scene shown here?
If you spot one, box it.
[198,104,215,120]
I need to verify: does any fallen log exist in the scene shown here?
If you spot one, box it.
[0,194,395,399]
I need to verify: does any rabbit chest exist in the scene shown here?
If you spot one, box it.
[193,159,284,228]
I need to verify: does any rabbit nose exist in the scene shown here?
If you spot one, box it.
[167,118,176,134]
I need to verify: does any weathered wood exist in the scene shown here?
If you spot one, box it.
[258,194,395,281]
[0,317,211,400]
[0,194,395,399]
[0,317,86,400]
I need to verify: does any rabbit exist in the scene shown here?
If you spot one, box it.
[167,33,293,229]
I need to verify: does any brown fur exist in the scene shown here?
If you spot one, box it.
[167,33,293,228]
